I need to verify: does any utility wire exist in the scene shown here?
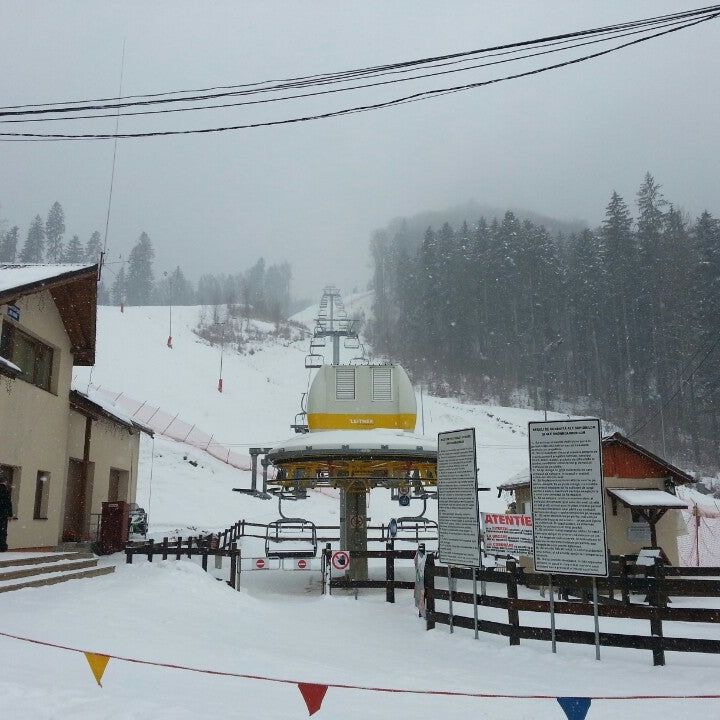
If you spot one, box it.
[0,16,698,125]
[0,13,715,142]
[1,3,716,114]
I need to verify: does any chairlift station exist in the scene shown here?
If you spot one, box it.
[266,286,438,579]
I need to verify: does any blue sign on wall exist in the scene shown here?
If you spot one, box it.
[7,305,20,321]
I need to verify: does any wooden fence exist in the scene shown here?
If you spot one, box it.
[323,542,417,602]
[423,554,720,665]
[126,535,241,590]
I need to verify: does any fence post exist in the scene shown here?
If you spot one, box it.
[176,536,182,561]
[649,558,666,666]
[424,553,436,630]
[147,538,155,562]
[229,541,238,589]
[162,537,168,560]
[386,541,395,603]
[126,546,133,564]
[202,548,208,571]
[506,559,520,646]
[620,556,630,605]
[187,536,193,559]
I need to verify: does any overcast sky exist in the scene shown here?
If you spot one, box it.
[1,2,718,297]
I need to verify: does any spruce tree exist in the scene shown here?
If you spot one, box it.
[85,230,102,263]
[126,232,155,305]
[45,201,65,262]
[0,226,19,261]
[19,215,45,262]
[63,234,84,263]
[111,266,127,306]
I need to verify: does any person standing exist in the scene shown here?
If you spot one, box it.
[0,479,13,552]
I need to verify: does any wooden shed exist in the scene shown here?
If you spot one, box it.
[497,432,694,566]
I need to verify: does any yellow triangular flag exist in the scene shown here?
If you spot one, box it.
[84,652,110,687]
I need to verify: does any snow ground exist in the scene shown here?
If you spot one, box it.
[1,301,712,718]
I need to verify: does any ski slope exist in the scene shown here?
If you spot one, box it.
[2,300,719,719]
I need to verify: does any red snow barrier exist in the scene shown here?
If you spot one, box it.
[87,384,252,471]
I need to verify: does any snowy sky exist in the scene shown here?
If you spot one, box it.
[0,1,718,294]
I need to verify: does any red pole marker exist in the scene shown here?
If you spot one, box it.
[167,335,173,349]
[218,378,223,393]
[120,303,124,313]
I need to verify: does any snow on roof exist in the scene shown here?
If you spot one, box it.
[0,355,21,373]
[0,263,96,296]
[271,429,437,455]
[497,468,530,491]
[607,489,687,509]
[71,386,154,436]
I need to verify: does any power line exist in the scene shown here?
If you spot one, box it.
[0,16,699,125]
[2,4,715,114]
[1,13,716,142]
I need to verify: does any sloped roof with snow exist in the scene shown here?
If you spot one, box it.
[70,388,154,436]
[607,488,687,509]
[0,263,98,365]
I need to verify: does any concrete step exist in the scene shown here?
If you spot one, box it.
[0,557,99,582]
[0,565,115,593]
[0,552,93,569]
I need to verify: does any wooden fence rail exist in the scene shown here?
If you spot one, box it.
[423,554,720,665]
[125,535,241,590]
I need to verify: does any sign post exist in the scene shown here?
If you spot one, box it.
[529,418,607,660]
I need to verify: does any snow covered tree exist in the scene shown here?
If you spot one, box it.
[84,230,102,263]
[126,232,155,305]
[63,234,84,263]
[110,266,127,306]
[45,201,65,262]
[19,215,45,262]
[0,226,19,261]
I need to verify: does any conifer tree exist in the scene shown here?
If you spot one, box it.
[19,215,45,262]
[45,201,65,262]
[110,266,127,306]
[126,232,155,305]
[63,234,84,263]
[0,226,19,261]
[84,230,102,263]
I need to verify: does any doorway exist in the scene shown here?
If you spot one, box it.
[63,459,93,542]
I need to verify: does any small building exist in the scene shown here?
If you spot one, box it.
[0,264,152,549]
[497,432,693,566]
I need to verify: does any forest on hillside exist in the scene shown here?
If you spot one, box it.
[369,174,720,471]
[0,201,296,323]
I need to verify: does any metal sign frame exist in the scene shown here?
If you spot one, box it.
[437,428,481,568]
[529,418,608,578]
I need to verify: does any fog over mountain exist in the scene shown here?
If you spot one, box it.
[0,2,718,296]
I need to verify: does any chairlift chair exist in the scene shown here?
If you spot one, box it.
[344,337,360,350]
[305,353,323,369]
[393,494,438,537]
[265,493,318,559]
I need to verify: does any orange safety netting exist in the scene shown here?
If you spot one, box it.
[88,384,252,472]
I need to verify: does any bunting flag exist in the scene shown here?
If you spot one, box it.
[298,683,329,716]
[557,697,592,720]
[84,652,110,687]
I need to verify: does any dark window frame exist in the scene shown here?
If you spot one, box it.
[33,471,50,520]
[0,321,54,392]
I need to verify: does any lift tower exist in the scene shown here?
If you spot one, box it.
[305,286,360,368]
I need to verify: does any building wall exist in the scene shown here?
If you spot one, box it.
[66,410,140,535]
[0,291,74,548]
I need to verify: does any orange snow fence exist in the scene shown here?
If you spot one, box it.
[87,384,252,471]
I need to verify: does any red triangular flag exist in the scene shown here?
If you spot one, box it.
[298,683,328,716]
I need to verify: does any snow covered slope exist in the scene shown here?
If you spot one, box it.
[71,302,570,535]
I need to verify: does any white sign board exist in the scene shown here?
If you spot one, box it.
[627,522,652,544]
[483,513,534,556]
[437,428,481,567]
[529,419,608,577]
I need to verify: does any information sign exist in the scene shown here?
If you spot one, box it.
[483,513,534,556]
[437,428,480,567]
[331,550,350,572]
[529,419,608,577]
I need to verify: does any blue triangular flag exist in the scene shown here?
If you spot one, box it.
[557,697,591,720]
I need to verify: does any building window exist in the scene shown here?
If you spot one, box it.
[335,367,356,400]
[108,468,129,502]
[33,471,50,520]
[0,322,54,392]
[372,366,393,401]
[0,464,19,518]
